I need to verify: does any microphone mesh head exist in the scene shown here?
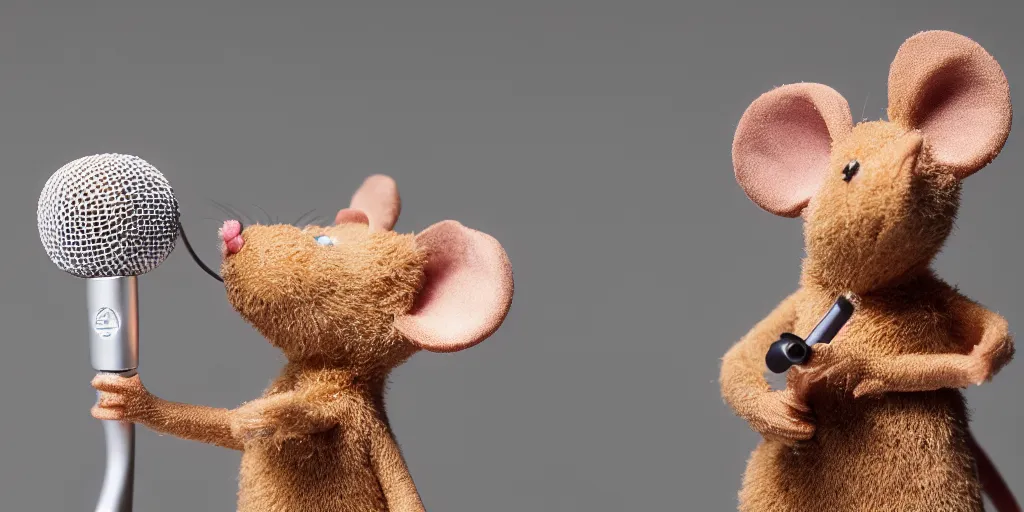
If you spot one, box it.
[37,154,180,278]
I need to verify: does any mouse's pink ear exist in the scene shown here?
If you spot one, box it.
[341,174,401,231]
[334,208,370,225]
[733,83,853,217]
[887,30,1012,179]
[394,220,514,353]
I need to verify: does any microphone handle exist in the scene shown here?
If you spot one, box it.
[803,295,855,347]
[87,277,140,512]
[94,371,136,512]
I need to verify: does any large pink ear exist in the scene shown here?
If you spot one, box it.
[887,30,1012,179]
[341,174,401,231]
[732,83,853,217]
[334,208,370,226]
[394,220,514,353]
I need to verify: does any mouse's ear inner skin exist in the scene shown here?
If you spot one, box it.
[334,207,370,226]
[887,30,1012,179]
[346,174,401,232]
[732,83,853,218]
[394,220,514,353]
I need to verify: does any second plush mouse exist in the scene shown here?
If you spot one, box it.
[91,175,514,512]
[721,31,1017,511]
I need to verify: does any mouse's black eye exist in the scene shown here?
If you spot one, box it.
[841,160,860,182]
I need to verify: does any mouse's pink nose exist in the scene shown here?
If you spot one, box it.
[220,220,244,255]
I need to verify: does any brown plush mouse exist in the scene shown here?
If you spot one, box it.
[720,30,1018,511]
[91,175,514,511]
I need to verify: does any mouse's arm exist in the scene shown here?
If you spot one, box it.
[721,290,800,409]
[140,399,242,450]
[91,374,242,451]
[229,383,355,445]
[951,294,1015,384]
[370,420,426,512]
[839,294,1014,398]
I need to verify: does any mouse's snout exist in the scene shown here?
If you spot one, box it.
[220,219,244,256]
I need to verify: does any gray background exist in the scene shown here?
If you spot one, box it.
[1,0,1022,510]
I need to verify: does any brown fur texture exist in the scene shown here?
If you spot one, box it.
[722,31,1017,512]
[92,175,514,511]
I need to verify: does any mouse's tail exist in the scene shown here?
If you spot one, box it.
[968,429,1020,512]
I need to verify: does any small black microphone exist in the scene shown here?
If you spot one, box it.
[765,295,855,374]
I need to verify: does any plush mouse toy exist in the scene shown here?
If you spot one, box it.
[91,175,514,512]
[720,30,1018,511]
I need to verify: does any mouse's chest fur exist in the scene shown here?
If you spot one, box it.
[238,428,386,512]
[793,279,961,358]
[236,381,390,512]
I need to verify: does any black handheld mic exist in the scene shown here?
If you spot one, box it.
[765,295,855,374]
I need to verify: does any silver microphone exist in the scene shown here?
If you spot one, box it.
[37,153,180,512]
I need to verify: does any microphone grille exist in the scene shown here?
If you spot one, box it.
[37,154,180,278]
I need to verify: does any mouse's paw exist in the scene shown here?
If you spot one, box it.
[850,375,890,398]
[747,389,815,446]
[938,352,991,388]
[966,335,1013,385]
[90,374,154,422]
[790,345,875,398]
[965,359,992,387]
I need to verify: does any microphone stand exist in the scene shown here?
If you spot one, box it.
[87,276,139,512]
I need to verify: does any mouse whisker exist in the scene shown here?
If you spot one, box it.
[211,199,254,227]
[209,201,249,229]
[232,206,257,227]
[209,199,238,219]
[294,208,318,227]
[252,203,274,225]
[209,200,234,219]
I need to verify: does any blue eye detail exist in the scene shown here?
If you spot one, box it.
[315,235,334,246]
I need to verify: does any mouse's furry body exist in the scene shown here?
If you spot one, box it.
[737,278,984,512]
[721,30,1016,512]
[236,368,397,512]
[91,175,514,512]
[222,221,426,512]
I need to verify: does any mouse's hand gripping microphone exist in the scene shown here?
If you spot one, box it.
[765,295,855,374]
